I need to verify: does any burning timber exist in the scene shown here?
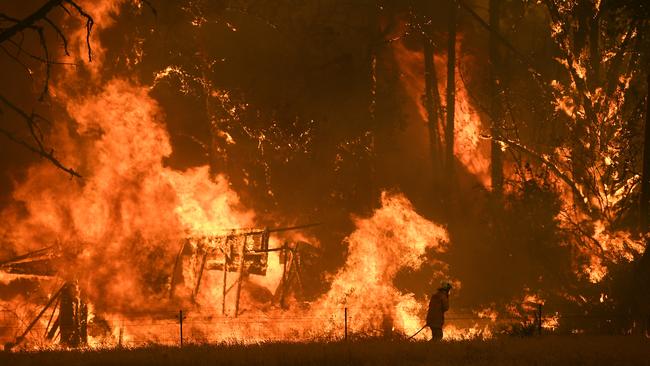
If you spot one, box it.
[0,247,88,350]
[170,223,320,315]
[1,223,319,350]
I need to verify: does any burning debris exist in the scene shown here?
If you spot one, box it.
[169,223,320,315]
[0,246,89,350]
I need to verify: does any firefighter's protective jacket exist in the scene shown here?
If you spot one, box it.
[426,290,449,328]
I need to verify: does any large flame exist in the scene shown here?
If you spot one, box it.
[1,79,254,314]
[311,192,449,337]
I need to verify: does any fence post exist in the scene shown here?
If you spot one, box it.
[118,320,123,348]
[537,303,543,336]
[179,309,184,347]
[344,307,348,341]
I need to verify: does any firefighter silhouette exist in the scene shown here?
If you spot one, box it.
[426,282,452,341]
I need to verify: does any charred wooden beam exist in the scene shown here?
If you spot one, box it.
[43,296,60,338]
[58,283,87,347]
[234,237,247,317]
[222,258,228,315]
[190,223,320,242]
[0,245,55,267]
[5,284,65,351]
[59,283,76,346]
[0,259,57,277]
[79,301,88,345]
[168,240,187,299]
[279,243,289,308]
[192,251,209,301]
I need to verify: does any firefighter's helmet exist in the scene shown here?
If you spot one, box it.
[439,282,452,292]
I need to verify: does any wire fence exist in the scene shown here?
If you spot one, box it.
[2,304,645,349]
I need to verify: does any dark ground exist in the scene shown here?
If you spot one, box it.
[1,336,649,366]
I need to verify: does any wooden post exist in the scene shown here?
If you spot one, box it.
[169,240,186,299]
[537,303,543,336]
[280,242,289,308]
[234,236,247,317]
[344,307,348,341]
[179,309,185,347]
[79,300,88,345]
[293,247,304,297]
[118,322,123,348]
[59,283,77,347]
[222,261,228,315]
[193,251,208,300]
[222,237,230,315]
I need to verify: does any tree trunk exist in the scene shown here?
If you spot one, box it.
[637,71,650,335]
[424,13,441,179]
[641,71,650,235]
[489,0,503,196]
[446,0,457,181]
[365,41,378,209]
[589,14,600,88]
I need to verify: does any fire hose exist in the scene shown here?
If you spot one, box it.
[407,324,428,340]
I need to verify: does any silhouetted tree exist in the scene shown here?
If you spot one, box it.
[0,0,93,177]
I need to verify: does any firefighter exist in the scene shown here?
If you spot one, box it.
[426,282,452,341]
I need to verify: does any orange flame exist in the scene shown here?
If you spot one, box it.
[311,192,449,337]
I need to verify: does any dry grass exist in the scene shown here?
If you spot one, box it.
[1,336,649,366]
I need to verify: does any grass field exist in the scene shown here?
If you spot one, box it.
[1,336,649,366]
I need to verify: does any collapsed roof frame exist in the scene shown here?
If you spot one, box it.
[0,223,319,348]
[169,223,319,317]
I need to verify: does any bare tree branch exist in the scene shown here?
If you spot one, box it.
[0,0,64,44]
[0,0,95,177]
[6,38,76,65]
[43,16,70,56]
[62,0,94,61]
[34,26,50,100]
[0,45,35,82]
[0,93,81,178]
